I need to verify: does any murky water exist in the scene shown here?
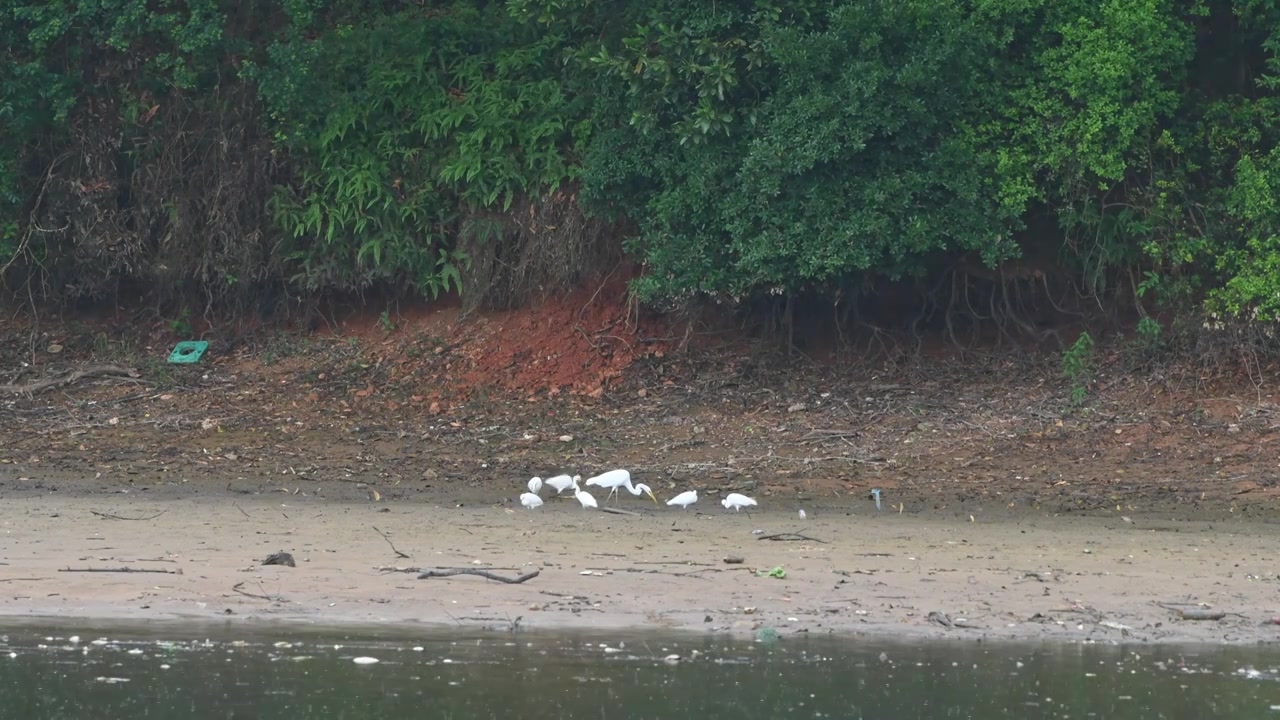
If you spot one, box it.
[1,622,1278,718]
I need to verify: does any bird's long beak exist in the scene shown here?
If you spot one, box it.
[647,489,657,504]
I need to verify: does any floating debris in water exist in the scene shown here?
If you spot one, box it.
[95,677,130,684]
[352,657,380,665]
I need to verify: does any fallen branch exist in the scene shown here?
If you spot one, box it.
[0,577,48,583]
[1170,608,1226,621]
[417,568,540,584]
[1,365,140,395]
[372,526,410,559]
[377,565,522,574]
[599,507,641,517]
[90,510,167,521]
[756,532,828,544]
[59,567,182,575]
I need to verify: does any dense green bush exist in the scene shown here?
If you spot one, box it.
[249,3,579,298]
[527,0,1194,300]
[3,0,1280,334]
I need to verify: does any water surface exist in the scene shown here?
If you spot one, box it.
[1,622,1278,718]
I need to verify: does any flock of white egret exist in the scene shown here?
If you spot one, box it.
[518,469,758,513]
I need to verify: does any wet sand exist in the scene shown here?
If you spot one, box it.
[0,494,1276,644]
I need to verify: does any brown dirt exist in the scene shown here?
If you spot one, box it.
[2,292,1280,642]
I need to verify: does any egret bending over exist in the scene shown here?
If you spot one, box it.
[585,469,657,505]
[667,490,698,511]
[520,492,544,509]
[574,487,598,510]
[721,493,757,512]
[545,474,579,495]
[527,477,543,495]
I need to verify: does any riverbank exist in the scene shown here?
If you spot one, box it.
[4,301,1280,644]
[1,494,1276,644]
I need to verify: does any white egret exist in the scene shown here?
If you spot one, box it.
[667,490,698,510]
[527,477,543,494]
[520,492,544,509]
[545,474,579,495]
[585,469,657,505]
[629,483,658,504]
[721,493,757,511]
[574,487,598,509]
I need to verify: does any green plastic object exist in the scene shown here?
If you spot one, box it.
[167,341,209,364]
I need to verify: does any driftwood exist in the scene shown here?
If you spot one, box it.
[1,365,140,395]
[1172,608,1226,621]
[417,568,540,584]
[599,507,641,517]
[59,566,182,575]
[757,532,828,544]
[90,510,167,521]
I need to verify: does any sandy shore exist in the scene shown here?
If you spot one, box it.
[0,493,1276,644]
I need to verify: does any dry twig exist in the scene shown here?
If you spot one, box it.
[232,581,283,602]
[373,526,410,558]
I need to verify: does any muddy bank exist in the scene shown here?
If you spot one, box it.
[0,493,1276,644]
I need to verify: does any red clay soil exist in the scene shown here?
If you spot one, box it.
[307,275,672,404]
[455,279,668,398]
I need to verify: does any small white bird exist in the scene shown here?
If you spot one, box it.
[545,474,579,495]
[667,490,698,510]
[520,492,544,509]
[721,493,757,511]
[527,477,543,495]
[574,487,598,509]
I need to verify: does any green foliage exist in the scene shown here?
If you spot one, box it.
[1135,316,1165,355]
[378,309,395,334]
[534,0,1201,301]
[1061,331,1095,406]
[251,3,576,296]
[6,0,1280,335]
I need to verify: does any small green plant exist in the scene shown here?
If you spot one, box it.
[168,309,193,337]
[378,309,396,333]
[1061,331,1095,407]
[1134,316,1163,355]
